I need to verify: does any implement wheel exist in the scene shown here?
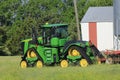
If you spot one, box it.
[20,60,27,68]
[36,60,43,68]
[80,59,88,67]
[106,57,113,64]
[60,60,68,68]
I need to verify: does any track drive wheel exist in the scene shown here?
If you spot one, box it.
[80,59,88,67]
[27,49,37,58]
[20,60,27,68]
[60,60,68,68]
[36,60,43,68]
[68,46,80,56]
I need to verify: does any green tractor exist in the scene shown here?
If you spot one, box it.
[20,24,104,68]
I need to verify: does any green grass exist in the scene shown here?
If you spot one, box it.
[0,56,120,80]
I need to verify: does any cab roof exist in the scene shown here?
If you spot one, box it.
[41,24,68,28]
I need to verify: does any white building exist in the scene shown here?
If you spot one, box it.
[80,7,113,51]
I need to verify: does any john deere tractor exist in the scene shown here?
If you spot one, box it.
[20,24,104,68]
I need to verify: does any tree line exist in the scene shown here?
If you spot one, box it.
[0,0,112,55]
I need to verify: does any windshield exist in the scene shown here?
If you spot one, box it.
[43,26,68,39]
[42,25,68,45]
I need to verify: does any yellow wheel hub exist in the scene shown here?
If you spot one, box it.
[60,60,68,68]
[72,49,80,56]
[68,49,80,56]
[20,61,27,68]
[36,60,43,68]
[80,59,88,67]
[27,50,36,58]
[30,51,36,57]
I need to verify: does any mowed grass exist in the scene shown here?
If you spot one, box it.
[0,56,120,80]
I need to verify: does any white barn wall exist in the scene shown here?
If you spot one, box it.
[80,7,113,51]
[97,22,114,51]
[81,22,114,51]
[81,23,89,41]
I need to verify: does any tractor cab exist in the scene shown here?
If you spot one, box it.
[20,23,105,68]
[41,24,69,46]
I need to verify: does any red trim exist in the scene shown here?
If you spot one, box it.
[89,22,97,47]
[104,50,120,55]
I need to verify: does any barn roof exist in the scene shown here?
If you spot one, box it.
[81,6,113,23]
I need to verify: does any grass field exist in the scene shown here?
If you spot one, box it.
[0,56,120,80]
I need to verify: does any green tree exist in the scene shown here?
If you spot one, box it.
[0,0,113,55]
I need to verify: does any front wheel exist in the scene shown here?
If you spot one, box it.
[60,60,68,68]
[20,60,27,68]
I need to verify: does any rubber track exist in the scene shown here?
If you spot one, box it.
[90,45,104,58]
[76,47,93,64]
